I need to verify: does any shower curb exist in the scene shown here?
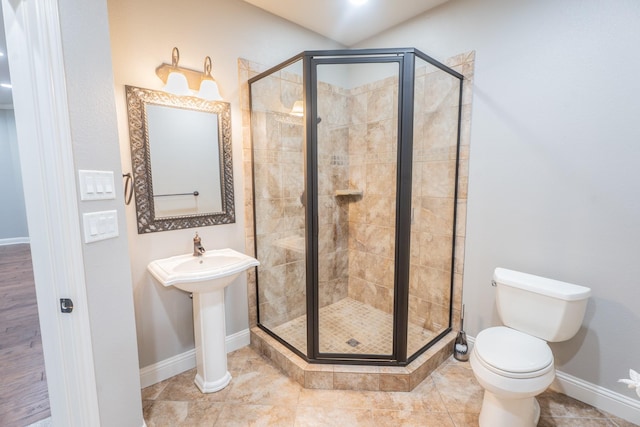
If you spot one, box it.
[250,327,455,392]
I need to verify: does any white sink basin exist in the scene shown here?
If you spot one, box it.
[147,248,259,393]
[147,248,259,293]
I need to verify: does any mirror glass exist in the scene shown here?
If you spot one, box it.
[125,86,235,233]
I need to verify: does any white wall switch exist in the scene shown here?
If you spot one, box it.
[79,170,116,201]
[82,210,119,243]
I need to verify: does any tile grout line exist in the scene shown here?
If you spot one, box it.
[429,370,459,426]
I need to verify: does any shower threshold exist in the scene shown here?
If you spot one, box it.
[250,326,455,392]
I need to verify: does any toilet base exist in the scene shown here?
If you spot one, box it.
[478,390,540,427]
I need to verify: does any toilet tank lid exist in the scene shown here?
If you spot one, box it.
[494,268,591,301]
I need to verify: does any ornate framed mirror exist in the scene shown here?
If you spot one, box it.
[125,85,235,233]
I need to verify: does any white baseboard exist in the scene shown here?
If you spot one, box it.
[552,371,640,425]
[139,328,250,389]
[139,348,196,389]
[466,335,640,425]
[0,237,30,246]
[225,328,251,353]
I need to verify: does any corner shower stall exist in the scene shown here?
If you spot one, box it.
[249,48,463,365]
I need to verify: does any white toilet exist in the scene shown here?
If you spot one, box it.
[470,268,591,427]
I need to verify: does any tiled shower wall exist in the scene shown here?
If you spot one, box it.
[240,52,474,344]
[248,67,308,330]
[442,51,474,333]
[316,81,351,309]
[408,58,468,336]
[344,76,399,315]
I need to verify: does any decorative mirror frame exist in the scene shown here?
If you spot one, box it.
[125,85,235,233]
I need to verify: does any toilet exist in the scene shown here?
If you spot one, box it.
[470,268,591,427]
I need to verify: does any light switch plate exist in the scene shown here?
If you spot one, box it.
[79,170,116,201]
[82,210,119,243]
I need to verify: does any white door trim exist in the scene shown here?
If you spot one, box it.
[2,0,100,425]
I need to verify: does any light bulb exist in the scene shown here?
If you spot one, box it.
[290,100,304,117]
[164,71,191,96]
[198,79,223,101]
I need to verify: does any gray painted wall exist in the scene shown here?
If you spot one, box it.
[57,0,143,424]
[359,0,640,398]
[0,109,28,240]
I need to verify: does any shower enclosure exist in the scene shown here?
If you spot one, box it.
[249,48,463,365]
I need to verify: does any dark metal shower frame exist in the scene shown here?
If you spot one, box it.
[249,48,464,366]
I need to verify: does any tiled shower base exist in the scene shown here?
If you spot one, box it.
[250,298,455,392]
[271,298,438,356]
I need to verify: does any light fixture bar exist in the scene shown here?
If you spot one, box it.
[156,47,222,100]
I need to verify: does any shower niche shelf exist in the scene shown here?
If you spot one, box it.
[334,189,363,197]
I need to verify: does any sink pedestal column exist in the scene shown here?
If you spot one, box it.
[192,289,231,393]
[147,249,259,393]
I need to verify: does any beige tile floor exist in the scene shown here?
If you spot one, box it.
[142,346,637,427]
[271,298,436,356]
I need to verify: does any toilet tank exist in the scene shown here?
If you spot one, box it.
[494,268,591,342]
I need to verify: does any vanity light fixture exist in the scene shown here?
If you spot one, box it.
[0,83,11,89]
[155,47,223,100]
[290,100,304,117]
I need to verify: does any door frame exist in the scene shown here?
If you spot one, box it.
[1,0,100,424]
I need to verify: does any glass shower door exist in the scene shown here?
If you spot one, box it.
[251,59,308,356]
[407,56,462,357]
[314,61,400,357]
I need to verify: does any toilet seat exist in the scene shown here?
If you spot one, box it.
[474,327,554,379]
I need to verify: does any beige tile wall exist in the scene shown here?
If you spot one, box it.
[446,51,475,335]
[244,62,308,330]
[345,75,399,315]
[316,81,351,309]
[408,58,465,345]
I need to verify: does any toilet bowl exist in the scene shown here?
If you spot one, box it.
[470,327,555,427]
[470,268,590,427]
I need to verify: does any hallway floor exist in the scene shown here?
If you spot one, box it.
[0,244,49,427]
[142,346,637,426]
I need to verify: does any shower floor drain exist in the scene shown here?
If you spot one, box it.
[346,338,360,347]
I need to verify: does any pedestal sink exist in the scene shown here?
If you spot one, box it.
[148,248,259,393]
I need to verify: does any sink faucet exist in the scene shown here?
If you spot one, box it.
[193,232,205,256]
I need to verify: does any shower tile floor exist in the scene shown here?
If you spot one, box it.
[270,298,437,356]
[141,346,636,426]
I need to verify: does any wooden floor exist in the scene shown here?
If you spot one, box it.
[0,244,50,427]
